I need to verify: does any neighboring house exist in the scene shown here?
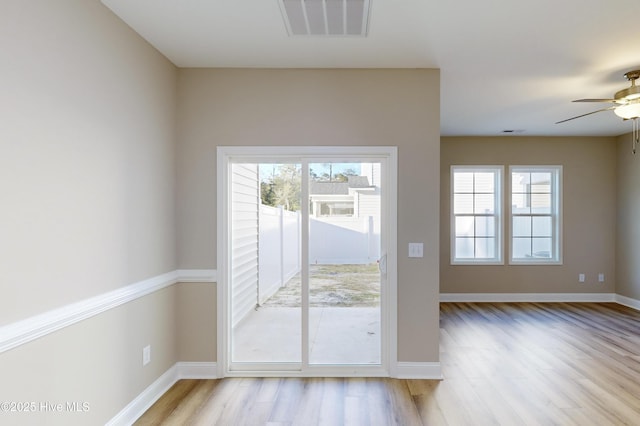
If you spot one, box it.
[310,163,381,219]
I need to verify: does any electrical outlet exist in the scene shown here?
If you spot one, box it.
[578,273,585,283]
[143,345,151,366]
[598,273,605,283]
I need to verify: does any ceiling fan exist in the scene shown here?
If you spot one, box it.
[557,69,640,153]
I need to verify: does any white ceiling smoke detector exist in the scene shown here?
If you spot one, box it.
[279,0,371,37]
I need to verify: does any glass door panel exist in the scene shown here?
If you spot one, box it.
[230,162,302,364]
[308,162,382,365]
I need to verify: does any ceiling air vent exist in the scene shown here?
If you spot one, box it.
[279,0,371,37]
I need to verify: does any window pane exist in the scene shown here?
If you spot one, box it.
[512,237,531,258]
[511,193,530,214]
[455,216,474,237]
[532,216,552,237]
[455,238,474,258]
[475,216,495,237]
[454,172,474,192]
[475,238,495,258]
[512,216,531,237]
[512,172,530,192]
[454,194,473,214]
[474,194,494,214]
[531,173,551,192]
[531,193,551,214]
[474,173,494,193]
[532,238,552,258]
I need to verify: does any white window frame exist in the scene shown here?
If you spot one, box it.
[450,165,504,265]
[509,165,562,265]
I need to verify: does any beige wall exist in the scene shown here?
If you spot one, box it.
[176,68,441,362]
[0,0,178,323]
[177,282,217,361]
[0,1,179,424]
[441,136,617,293]
[616,132,640,300]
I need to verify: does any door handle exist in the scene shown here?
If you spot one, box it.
[378,254,387,275]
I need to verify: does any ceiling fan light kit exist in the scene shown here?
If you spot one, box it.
[558,69,640,154]
[614,101,640,119]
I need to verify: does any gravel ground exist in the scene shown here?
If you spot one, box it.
[262,264,380,307]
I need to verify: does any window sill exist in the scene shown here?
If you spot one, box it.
[451,260,504,266]
[509,260,563,266]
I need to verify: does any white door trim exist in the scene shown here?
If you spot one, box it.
[217,146,398,377]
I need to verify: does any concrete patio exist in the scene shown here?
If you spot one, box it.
[232,306,381,364]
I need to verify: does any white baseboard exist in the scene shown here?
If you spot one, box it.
[615,294,640,311]
[0,270,216,354]
[394,362,443,380]
[106,364,179,426]
[107,362,218,426]
[440,293,616,303]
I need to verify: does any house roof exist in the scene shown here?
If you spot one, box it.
[347,176,371,188]
[102,0,640,138]
[310,176,371,195]
[310,182,349,195]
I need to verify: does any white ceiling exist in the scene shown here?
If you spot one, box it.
[102,0,640,137]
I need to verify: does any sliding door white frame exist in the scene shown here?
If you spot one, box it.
[217,146,397,377]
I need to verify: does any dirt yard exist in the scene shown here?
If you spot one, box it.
[262,263,380,308]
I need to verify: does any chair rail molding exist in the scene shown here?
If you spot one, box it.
[0,269,217,353]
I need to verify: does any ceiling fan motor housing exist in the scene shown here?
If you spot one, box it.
[615,70,640,102]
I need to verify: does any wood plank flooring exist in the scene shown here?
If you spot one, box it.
[135,302,640,425]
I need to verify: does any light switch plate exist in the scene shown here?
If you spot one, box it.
[408,243,424,258]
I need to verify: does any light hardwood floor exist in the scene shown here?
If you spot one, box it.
[135,302,640,425]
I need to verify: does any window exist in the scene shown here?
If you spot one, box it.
[509,166,562,264]
[451,166,503,264]
[316,201,354,216]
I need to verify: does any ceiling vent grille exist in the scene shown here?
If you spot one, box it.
[279,0,371,37]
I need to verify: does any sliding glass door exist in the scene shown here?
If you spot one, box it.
[218,147,396,376]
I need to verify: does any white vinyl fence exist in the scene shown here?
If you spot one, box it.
[309,216,379,264]
[256,204,379,310]
[258,205,301,304]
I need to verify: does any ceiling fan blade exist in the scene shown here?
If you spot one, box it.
[573,98,617,103]
[555,106,616,124]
